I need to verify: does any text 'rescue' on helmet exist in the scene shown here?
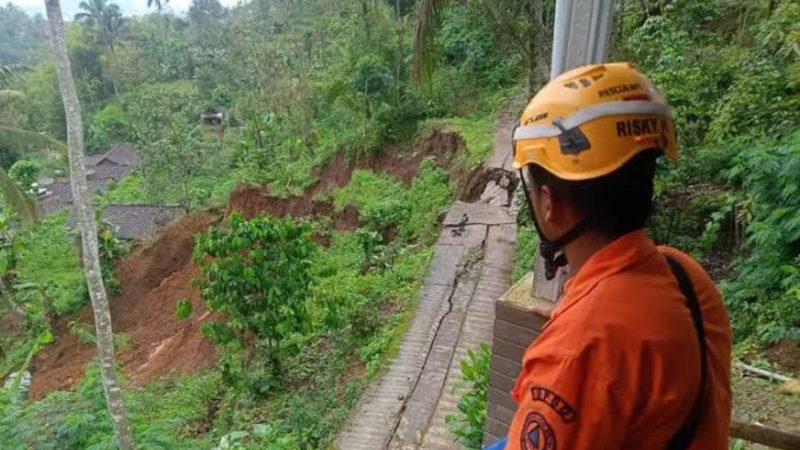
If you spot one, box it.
[513,62,678,181]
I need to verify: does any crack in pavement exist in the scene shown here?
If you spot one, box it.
[444,221,516,228]
[386,225,488,447]
[413,226,491,448]
[336,101,522,449]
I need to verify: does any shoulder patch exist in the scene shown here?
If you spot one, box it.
[520,411,557,450]
[530,386,577,423]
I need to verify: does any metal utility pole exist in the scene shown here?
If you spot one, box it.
[483,1,616,443]
[550,0,615,78]
[532,0,615,302]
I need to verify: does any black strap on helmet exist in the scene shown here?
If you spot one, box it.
[518,165,590,280]
[663,254,708,450]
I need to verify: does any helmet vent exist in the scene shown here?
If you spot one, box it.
[591,74,604,81]
[564,82,579,89]
[579,78,591,87]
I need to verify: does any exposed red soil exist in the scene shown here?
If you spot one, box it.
[764,340,800,375]
[29,212,218,399]
[27,130,464,399]
[0,309,25,342]
[227,185,361,232]
[456,165,518,203]
[308,129,463,196]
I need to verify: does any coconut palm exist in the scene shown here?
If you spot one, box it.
[0,64,28,89]
[413,0,450,82]
[412,0,450,84]
[74,0,125,51]
[43,0,135,448]
[147,0,169,11]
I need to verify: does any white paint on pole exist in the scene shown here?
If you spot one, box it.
[531,0,615,302]
[551,0,615,79]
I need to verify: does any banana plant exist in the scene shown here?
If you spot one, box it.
[5,328,54,403]
[0,65,66,224]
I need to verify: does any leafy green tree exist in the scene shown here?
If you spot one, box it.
[722,131,800,343]
[188,0,227,39]
[0,5,47,66]
[193,213,315,391]
[85,101,130,152]
[0,64,29,89]
[123,17,192,83]
[0,166,36,224]
[19,62,66,140]
[8,159,41,190]
[412,0,549,90]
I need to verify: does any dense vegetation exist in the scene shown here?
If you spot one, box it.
[514,0,800,348]
[0,0,797,448]
[0,0,514,447]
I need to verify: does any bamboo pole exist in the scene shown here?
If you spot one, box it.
[731,418,800,450]
[735,361,793,383]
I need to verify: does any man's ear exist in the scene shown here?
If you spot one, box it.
[539,184,555,224]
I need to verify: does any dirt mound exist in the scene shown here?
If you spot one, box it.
[227,185,360,232]
[308,129,463,197]
[358,130,461,185]
[114,212,217,315]
[764,340,800,375]
[29,213,219,399]
[0,309,25,341]
[457,165,517,203]
[121,265,216,386]
[28,129,464,399]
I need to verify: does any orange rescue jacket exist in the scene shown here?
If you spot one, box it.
[507,230,732,450]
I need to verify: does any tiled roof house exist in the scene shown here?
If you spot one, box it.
[67,204,185,241]
[37,144,138,215]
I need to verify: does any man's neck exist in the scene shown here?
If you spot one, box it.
[563,229,617,275]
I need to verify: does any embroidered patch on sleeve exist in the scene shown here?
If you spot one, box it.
[520,411,556,450]
[530,386,577,423]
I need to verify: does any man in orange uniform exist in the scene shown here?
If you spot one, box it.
[503,63,732,449]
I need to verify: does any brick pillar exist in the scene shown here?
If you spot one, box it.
[483,271,557,446]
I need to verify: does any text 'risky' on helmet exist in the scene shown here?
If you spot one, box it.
[513,62,678,181]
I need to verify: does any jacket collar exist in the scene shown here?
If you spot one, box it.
[551,229,658,320]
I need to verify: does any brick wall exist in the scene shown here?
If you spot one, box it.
[483,271,555,446]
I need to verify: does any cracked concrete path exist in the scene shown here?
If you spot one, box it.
[335,105,521,450]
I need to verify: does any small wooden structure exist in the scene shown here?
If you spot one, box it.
[201,107,224,126]
[201,107,225,146]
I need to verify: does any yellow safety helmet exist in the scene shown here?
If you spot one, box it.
[513,62,678,181]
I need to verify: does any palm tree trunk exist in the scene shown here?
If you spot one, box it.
[43,1,136,449]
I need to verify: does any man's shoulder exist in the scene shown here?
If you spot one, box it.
[656,245,717,288]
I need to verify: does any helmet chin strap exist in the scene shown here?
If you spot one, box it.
[518,169,590,280]
[536,218,590,280]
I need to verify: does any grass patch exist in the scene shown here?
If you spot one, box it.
[512,224,538,283]
[444,115,494,170]
[333,170,403,213]
[333,160,452,243]
[0,365,217,449]
[15,212,85,316]
[99,174,148,204]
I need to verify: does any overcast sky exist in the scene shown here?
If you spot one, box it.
[6,0,241,19]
